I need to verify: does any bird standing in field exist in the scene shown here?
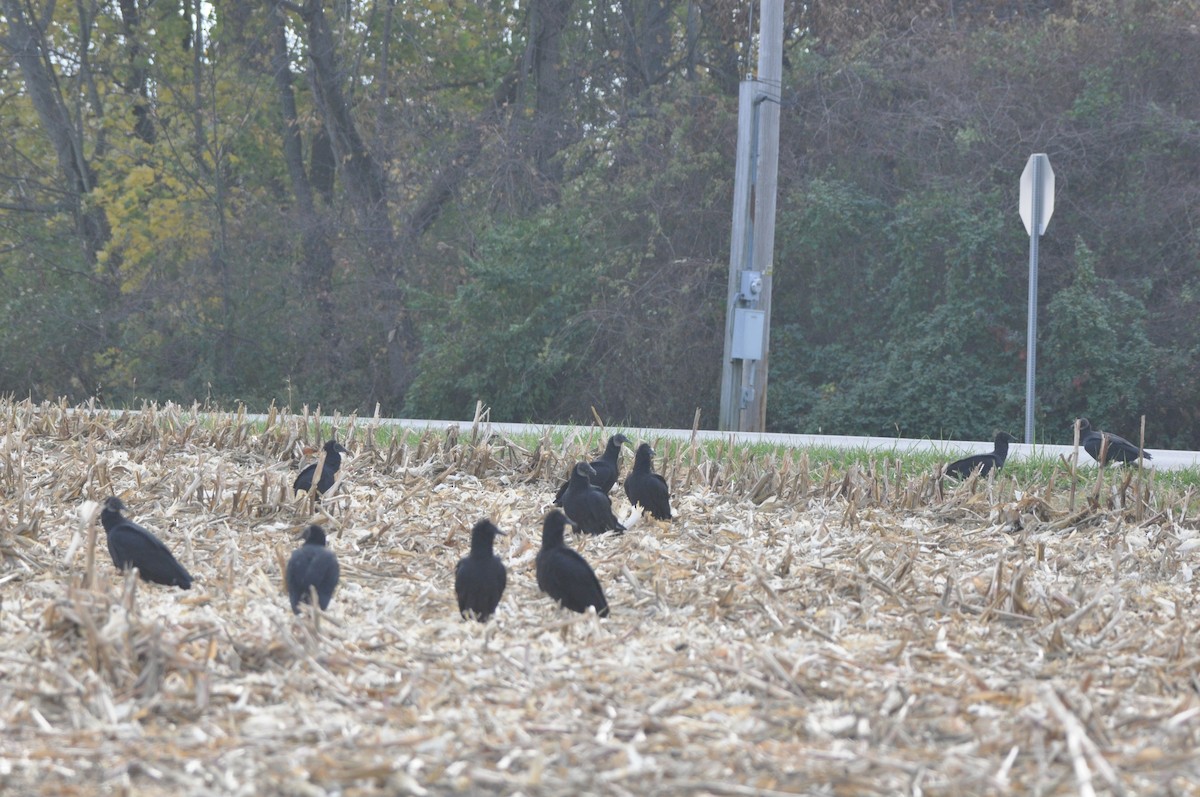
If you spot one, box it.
[943,432,1016,480]
[561,461,626,535]
[455,519,507,622]
[1076,418,1152,465]
[536,510,609,617]
[286,524,340,612]
[294,439,349,496]
[624,443,673,519]
[552,433,630,504]
[99,497,193,589]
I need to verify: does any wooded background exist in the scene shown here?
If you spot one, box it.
[1,0,1197,445]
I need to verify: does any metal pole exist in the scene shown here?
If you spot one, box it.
[718,81,757,431]
[1024,156,1043,444]
[715,81,753,429]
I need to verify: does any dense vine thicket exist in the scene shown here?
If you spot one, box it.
[1,1,1196,444]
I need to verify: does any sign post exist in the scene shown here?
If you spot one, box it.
[1019,153,1055,445]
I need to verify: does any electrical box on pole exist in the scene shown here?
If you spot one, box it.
[732,309,766,360]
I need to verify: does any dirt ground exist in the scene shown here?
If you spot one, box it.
[1,401,1199,796]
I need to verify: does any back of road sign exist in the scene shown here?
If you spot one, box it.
[1019,154,1055,236]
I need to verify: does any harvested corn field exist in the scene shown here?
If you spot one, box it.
[1,400,1199,796]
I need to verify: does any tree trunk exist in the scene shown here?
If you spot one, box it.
[117,0,157,144]
[296,0,392,254]
[523,0,575,187]
[269,0,338,350]
[287,0,414,402]
[620,0,673,93]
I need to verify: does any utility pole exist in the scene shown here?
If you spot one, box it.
[718,0,784,432]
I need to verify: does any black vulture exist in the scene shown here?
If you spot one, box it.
[944,432,1016,480]
[624,443,673,519]
[455,519,507,622]
[294,439,349,496]
[286,524,340,612]
[1076,418,1152,465]
[552,433,630,504]
[561,462,626,535]
[536,510,609,617]
[99,497,193,589]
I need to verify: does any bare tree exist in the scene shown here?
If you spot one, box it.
[0,0,110,266]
